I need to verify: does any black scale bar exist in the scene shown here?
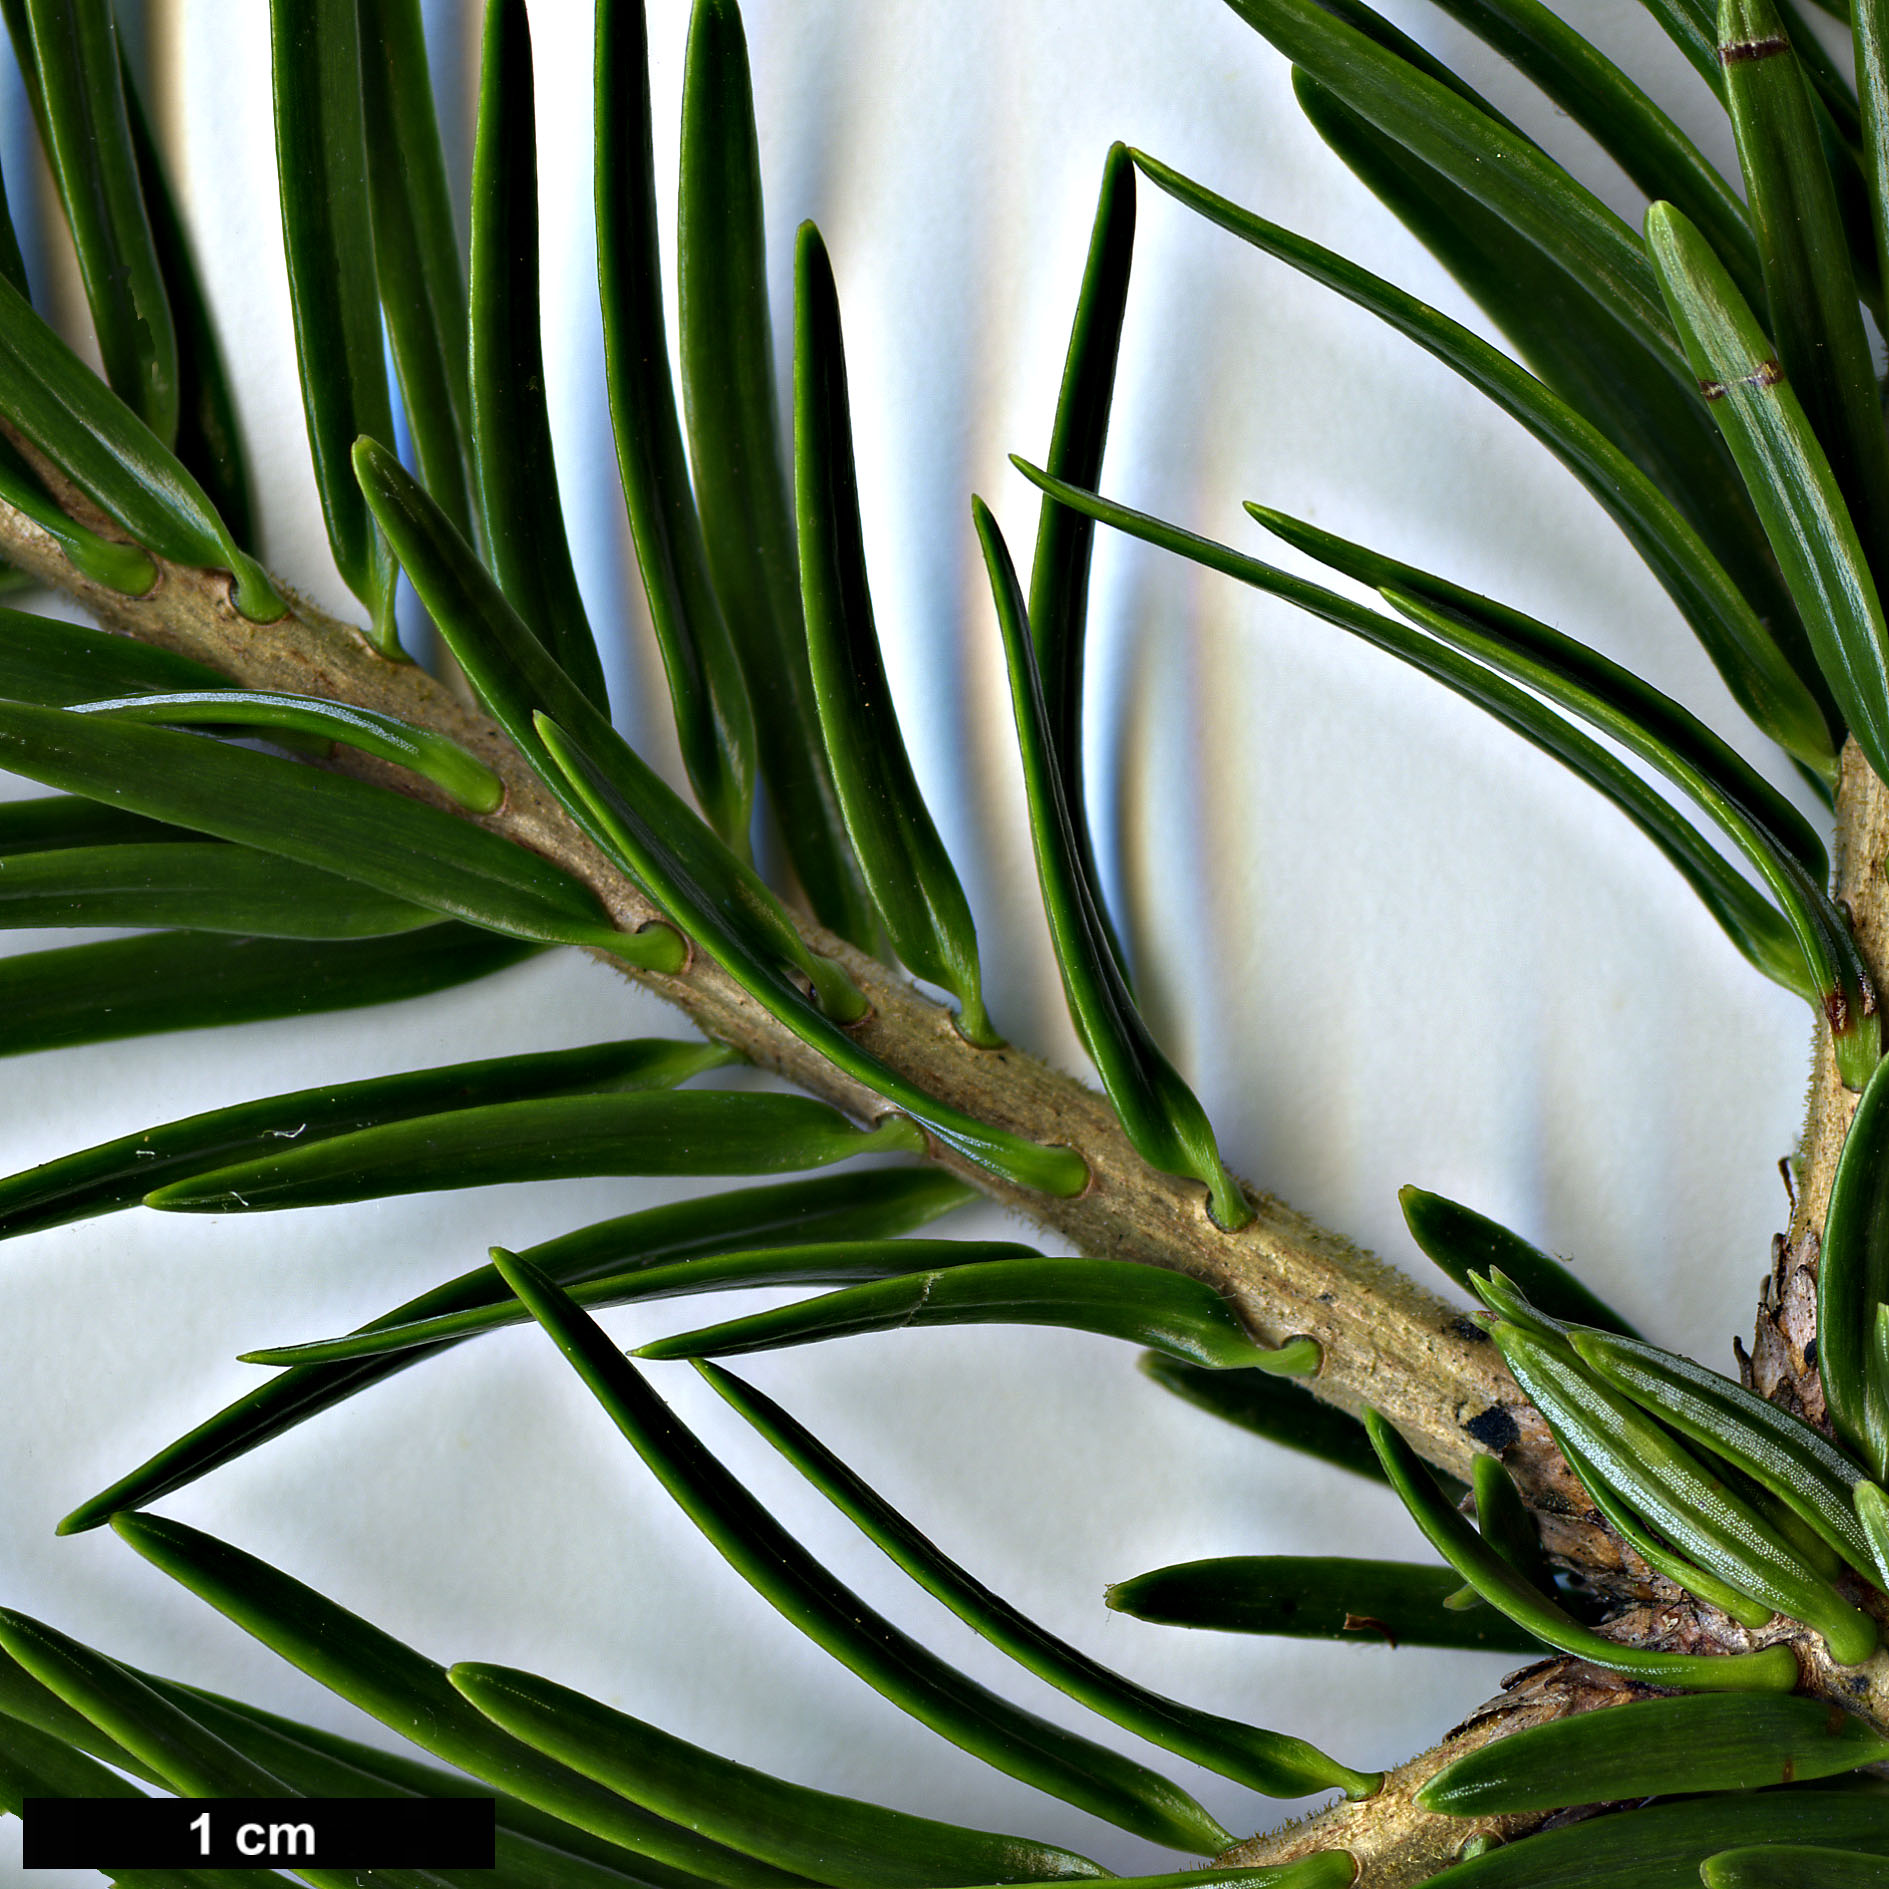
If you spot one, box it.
[22,1796,496,1868]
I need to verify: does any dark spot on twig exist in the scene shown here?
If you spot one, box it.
[1449,1317,1490,1344]
[1464,1405,1520,1452]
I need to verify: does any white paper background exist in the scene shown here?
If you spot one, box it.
[0,1,1824,1880]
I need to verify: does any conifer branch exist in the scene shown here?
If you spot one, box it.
[8,462,1884,1884]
